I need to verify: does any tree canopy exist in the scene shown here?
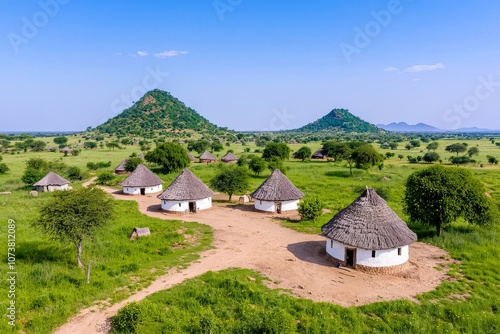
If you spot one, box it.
[445,143,467,156]
[35,186,115,267]
[145,142,190,173]
[293,146,312,161]
[404,165,493,236]
[262,142,290,161]
[248,156,267,176]
[210,165,249,201]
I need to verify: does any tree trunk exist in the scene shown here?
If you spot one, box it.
[436,223,442,237]
[228,193,232,201]
[76,240,83,268]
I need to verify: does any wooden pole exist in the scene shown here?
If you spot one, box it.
[86,263,91,284]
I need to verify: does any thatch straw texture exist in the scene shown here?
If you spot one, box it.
[321,188,417,250]
[158,169,214,200]
[251,169,304,201]
[221,152,238,162]
[187,152,196,162]
[199,150,216,161]
[311,148,326,159]
[120,164,164,187]
[34,172,70,186]
[115,159,128,173]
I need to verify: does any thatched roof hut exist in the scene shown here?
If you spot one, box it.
[311,148,327,159]
[199,151,217,163]
[187,151,196,162]
[221,152,238,163]
[60,147,72,153]
[321,188,417,272]
[120,164,163,195]
[115,159,128,174]
[158,169,214,212]
[250,169,304,213]
[34,172,70,192]
[138,153,145,159]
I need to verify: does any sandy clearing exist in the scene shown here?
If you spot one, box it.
[54,187,453,334]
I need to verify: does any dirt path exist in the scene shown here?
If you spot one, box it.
[55,188,453,334]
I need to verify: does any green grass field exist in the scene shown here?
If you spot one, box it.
[1,136,500,333]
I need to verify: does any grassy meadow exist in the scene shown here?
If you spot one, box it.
[1,135,500,333]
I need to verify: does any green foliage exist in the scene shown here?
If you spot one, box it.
[293,146,312,161]
[423,152,440,163]
[409,139,421,147]
[450,156,471,165]
[35,186,115,267]
[487,155,499,164]
[267,157,286,174]
[426,141,439,151]
[210,165,249,200]
[467,146,480,157]
[67,166,83,181]
[106,142,121,151]
[211,140,223,152]
[389,142,398,149]
[188,139,210,154]
[404,165,493,236]
[321,141,350,161]
[262,142,290,161]
[248,156,267,175]
[53,136,68,145]
[0,162,9,174]
[298,196,324,221]
[71,149,80,156]
[22,158,48,186]
[97,171,116,186]
[445,143,467,156]
[297,108,382,134]
[111,302,141,334]
[350,144,382,169]
[145,142,190,173]
[125,157,143,172]
[30,140,47,152]
[84,141,97,149]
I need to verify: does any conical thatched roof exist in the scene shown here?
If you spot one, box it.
[199,150,216,161]
[221,152,238,162]
[250,169,304,201]
[120,164,163,187]
[311,148,326,159]
[157,169,213,200]
[187,152,196,162]
[34,172,70,186]
[321,188,417,250]
[115,159,128,172]
[138,153,145,159]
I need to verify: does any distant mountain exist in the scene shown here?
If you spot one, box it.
[377,122,442,132]
[296,109,383,134]
[453,127,499,133]
[92,89,234,138]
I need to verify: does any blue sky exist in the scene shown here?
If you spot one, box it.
[1,0,500,131]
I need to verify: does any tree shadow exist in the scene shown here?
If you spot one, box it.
[287,240,332,267]
[16,241,71,264]
[325,170,358,178]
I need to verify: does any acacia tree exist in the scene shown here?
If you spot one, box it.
[145,142,190,173]
[445,143,467,156]
[210,165,249,201]
[248,156,267,175]
[404,165,493,236]
[35,186,114,267]
[426,142,439,151]
[467,146,480,157]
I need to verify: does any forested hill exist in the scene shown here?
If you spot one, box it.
[295,108,383,134]
[92,89,234,138]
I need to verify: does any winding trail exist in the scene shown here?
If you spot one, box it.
[55,184,453,334]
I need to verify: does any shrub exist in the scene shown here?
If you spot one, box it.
[0,163,9,174]
[298,196,324,221]
[111,302,141,334]
[97,171,115,185]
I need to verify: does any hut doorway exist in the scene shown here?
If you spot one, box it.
[345,248,356,268]
[276,202,282,214]
[140,188,146,196]
[189,202,197,213]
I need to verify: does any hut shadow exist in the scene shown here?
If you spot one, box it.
[228,203,259,212]
[287,241,332,267]
[146,204,163,212]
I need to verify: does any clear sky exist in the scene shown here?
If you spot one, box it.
[1,0,500,132]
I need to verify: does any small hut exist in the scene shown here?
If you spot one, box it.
[157,169,214,213]
[199,151,217,163]
[250,169,304,213]
[311,148,327,159]
[115,159,128,174]
[33,172,70,192]
[321,188,417,273]
[60,147,73,154]
[221,152,238,163]
[130,227,151,240]
[138,153,145,160]
[187,151,196,162]
[120,164,163,195]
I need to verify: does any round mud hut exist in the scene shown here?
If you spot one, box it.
[221,152,238,163]
[187,151,196,163]
[33,172,70,192]
[120,164,163,195]
[199,150,217,163]
[250,169,304,213]
[157,169,214,213]
[115,159,128,174]
[321,187,417,274]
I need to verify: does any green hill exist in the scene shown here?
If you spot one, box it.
[92,89,233,138]
[296,108,383,134]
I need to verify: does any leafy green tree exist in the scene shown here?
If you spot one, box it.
[404,165,493,236]
[30,140,47,152]
[22,158,48,186]
[1,139,10,148]
[467,146,480,157]
[35,186,114,267]
[398,154,404,160]
[0,163,9,174]
[84,141,97,149]
[409,140,421,148]
[211,140,224,152]
[426,142,439,151]
[450,156,471,165]
[423,152,440,163]
[321,141,350,161]
[106,142,121,151]
[248,156,267,176]
[262,142,290,161]
[125,157,143,172]
[145,142,190,173]
[486,155,499,164]
[350,144,382,170]
[71,149,80,156]
[96,171,115,185]
[53,136,68,145]
[388,142,398,150]
[267,157,286,174]
[188,140,210,154]
[210,165,249,200]
[445,143,467,156]
[293,146,312,161]
[385,152,395,159]
[67,166,83,181]
[298,196,324,221]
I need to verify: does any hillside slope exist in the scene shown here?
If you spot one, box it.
[296,108,382,134]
